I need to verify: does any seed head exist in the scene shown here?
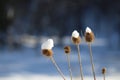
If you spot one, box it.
[102,67,106,74]
[64,46,71,54]
[41,39,54,57]
[71,30,81,45]
[42,49,53,57]
[85,27,95,43]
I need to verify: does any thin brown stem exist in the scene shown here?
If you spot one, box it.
[103,74,105,80]
[66,54,72,80]
[50,56,66,80]
[76,44,84,80]
[81,30,84,39]
[88,43,96,80]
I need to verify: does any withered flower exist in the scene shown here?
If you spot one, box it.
[41,39,66,80]
[102,67,106,80]
[71,30,81,45]
[102,67,106,74]
[64,46,71,54]
[41,39,54,57]
[42,49,53,57]
[71,30,84,80]
[85,27,96,80]
[85,27,95,43]
[64,46,72,80]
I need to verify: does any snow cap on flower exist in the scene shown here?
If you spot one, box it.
[72,30,79,38]
[86,27,92,33]
[71,30,81,45]
[41,39,54,50]
[85,27,94,43]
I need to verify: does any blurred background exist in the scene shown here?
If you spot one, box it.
[0,0,120,80]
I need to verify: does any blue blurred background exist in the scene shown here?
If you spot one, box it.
[0,0,120,80]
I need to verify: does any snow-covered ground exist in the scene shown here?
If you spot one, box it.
[0,74,120,80]
[0,37,120,80]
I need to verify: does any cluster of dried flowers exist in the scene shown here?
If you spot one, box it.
[41,27,106,80]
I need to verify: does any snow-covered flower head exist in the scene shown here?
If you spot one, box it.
[71,30,81,45]
[41,39,54,50]
[72,30,79,38]
[85,27,94,43]
[86,27,92,33]
[41,39,54,57]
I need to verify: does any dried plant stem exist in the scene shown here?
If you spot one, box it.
[81,30,84,39]
[88,43,96,80]
[76,44,84,80]
[66,54,73,80]
[50,56,66,80]
[103,74,105,80]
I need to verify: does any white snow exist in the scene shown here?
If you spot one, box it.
[0,74,120,80]
[86,27,92,33]
[41,39,54,49]
[72,30,79,38]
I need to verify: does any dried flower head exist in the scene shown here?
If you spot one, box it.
[102,67,106,74]
[64,46,71,54]
[71,30,81,45]
[41,39,54,57]
[42,49,53,57]
[85,27,95,43]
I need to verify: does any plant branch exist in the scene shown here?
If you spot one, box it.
[50,56,66,80]
[76,44,84,80]
[88,43,96,80]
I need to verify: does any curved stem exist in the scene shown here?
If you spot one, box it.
[88,43,96,80]
[50,56,66,80]
[66,54,72,80]
[76,44,84,80]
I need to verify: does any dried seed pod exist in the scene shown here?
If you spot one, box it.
[72,36,81,45]
[41,39,54,57]
[72,31,84,80]
[41,39,66,80]
[64,46,71,54]
[85,27,95,43]
[42,49,53,57]
[71,30,81,45]
[102,68,106,74]
[85,32,94,42]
